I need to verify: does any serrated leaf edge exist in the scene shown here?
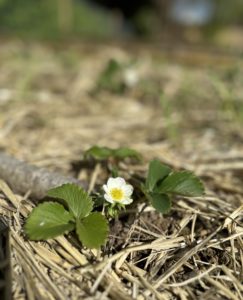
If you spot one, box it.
[76,212,109,249]
[24,201,75,239]
[146,159,172,192]
[47,183,94,218]
[159,170,205,196]
[148,193,172,214]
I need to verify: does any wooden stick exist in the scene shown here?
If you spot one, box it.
[0,152,87,199]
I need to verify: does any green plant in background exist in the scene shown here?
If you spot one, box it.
[210,73,243,124]
[95,59,125,94]
[0,0,118,39]
[160,93,179,142]
[213,0,243,27]
[25,150,204,249]
[85,145,141,178]
[84,145,142,161]
[0,0,58,38]
[94,58,140,94]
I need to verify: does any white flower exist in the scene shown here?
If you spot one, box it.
[123,69,139,87]
[103,177,133,205]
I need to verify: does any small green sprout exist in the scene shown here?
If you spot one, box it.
[95,58,127,94]
[84,145,142,161]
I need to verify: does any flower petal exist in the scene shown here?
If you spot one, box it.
[104,194,114,204]
[107,178,117,188]
[103,184,109,194]
[115,177,126,186]
[107,177,126,188]
[123,184,133,196]
[121,198,133,205]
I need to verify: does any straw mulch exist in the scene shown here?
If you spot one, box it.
[0,40,243,299]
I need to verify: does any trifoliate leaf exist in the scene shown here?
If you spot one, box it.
[146,159,171,192]
[84,146,112,160]
[25,202,74,240]
[158,171,204,197]
[47,184,93,219]
[76,212,109,249]
[113,147,142,161]
[149,193,171,214]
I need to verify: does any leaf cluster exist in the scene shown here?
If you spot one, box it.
[144,160,204,213]
[24,184,108,249]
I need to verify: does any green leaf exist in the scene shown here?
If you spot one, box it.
[84,145,141,161]
[100,59,121,80]
[113,147,142,160]
[111,165,119,177]
[47,184,93,219]
[84,146,113,160]
[149,193,171,214]
[76,212,109,249]
[24,202,75,240]
[158,171,204,197]
[97,59,124,93]
[145,160,171,192]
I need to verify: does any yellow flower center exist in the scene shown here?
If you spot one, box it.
[110,188,124,201]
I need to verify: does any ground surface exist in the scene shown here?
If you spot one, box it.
[0,39,243,299]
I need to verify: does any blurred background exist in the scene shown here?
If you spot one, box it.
[0,0,243,44]
[0,0,243,167]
